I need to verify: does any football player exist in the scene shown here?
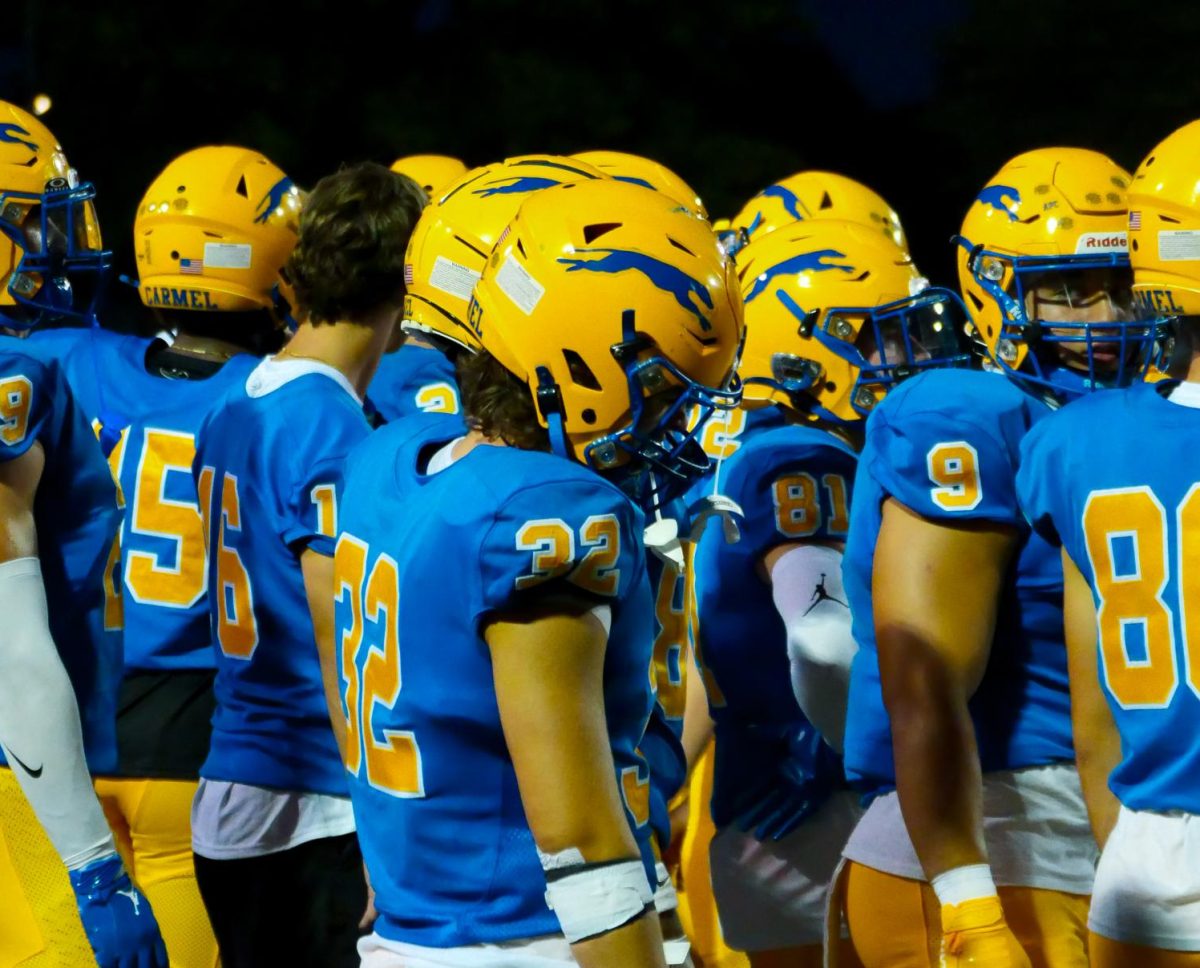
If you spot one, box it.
[839,149,1161,967]
[0,100,167,967]
[337,178,743,967]
[696,219,968,966]
[569,149,715,962]
[27,144,301,967]
[1017,120,1200,967]
[189,162,424,968]
[371,154,605,423]
[686,171,912,496]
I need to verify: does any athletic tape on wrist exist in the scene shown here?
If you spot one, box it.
[540,849,654,944]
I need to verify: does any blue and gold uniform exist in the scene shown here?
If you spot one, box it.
[28,326,258,675]
[1019,380,1200,813]
[0,341,123,968]
[843,368,1071,792]
[368,341,463,423]
[335,413,657,948]
[0,341,121,772]
[194,359,370,795]
[698,421,855,822]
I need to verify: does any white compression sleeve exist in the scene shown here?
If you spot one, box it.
[768,543,858,752]
[0,558,115,869]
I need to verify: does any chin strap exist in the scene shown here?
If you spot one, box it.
[535,366,572,460]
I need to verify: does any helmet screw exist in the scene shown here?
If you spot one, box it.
[830,316,854,340]
[45,177,67,192]
[593,443,618,467]
[2,203,22,223]
[853,387,876,410]
[981,257,1005,282]
[638,365,666,391]
[12,274,36,296]
[997,338,1019,363]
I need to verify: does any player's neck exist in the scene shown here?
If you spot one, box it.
[1185,353,1200,385]
[278,312,397,397]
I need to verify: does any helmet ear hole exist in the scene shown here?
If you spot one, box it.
[968,291,985,312]
[563,349,601,390]
[583,222,621,244]
[581,408,597,425]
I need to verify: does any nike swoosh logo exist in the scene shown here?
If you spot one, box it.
[2,744,43,779]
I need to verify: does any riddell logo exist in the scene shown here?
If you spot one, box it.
[1075,232,1128,253]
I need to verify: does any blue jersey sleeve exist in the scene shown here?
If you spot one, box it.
[722,428,858,561]
[478,478,645,619]
[864,389,1023,528]
[1015,413,1071,548]
[280,411,370,556]
[0,353,56,463]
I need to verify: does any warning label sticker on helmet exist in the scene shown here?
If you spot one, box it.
[203,242,252,269]
[1159,230,1200,262]
[429,255,481,302]
[1074,232,1128,254]
[494,252,545,315]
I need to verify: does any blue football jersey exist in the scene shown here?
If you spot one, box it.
[683,404,787,513]
[336,414,657,947]
[695,422,857,825]
[27,327,259,673]
[642,499,691,853]
[194,360,371,795]
[0,339,121,773]
[843,369,1072,796]
[1018,381,1200,813]
[367,342,463,424]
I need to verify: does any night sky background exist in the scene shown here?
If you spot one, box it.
[5,0,1199,332]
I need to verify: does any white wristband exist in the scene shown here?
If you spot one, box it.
[931,864,998,907]
[541,852,653,944]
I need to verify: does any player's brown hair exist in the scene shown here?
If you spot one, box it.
[456,350,550,451]
[287,162,426,326]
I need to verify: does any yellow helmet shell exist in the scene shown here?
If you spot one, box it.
[1128,121,1200,317]
[470,179,743,465]
[390,154,468,198]
[402,154,606,351]
[572,150,707,220]
[135,146,301,315]
[956,147,1132,368]
[737,219,923,422]
[732,171,907,251]
[0,101,102,314]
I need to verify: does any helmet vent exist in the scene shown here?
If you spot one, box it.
[1160,214,1182,225]
[516,239,527,257]
[583,222,621,243]
[563,349,602,390]
[819,191,833,210]
[852,271,870,282]
[1020,214,1041,225]
[235,175,249,198]
[453,235,489,259]
[968,291,984,312]
[666,236,694,256]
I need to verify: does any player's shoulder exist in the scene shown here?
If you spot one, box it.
[345,410,460,484]
[0,335,57,380]
[724,422,855,496]
[734,421,856,467]
[878,368,1039,426]
[473,445,636,515]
